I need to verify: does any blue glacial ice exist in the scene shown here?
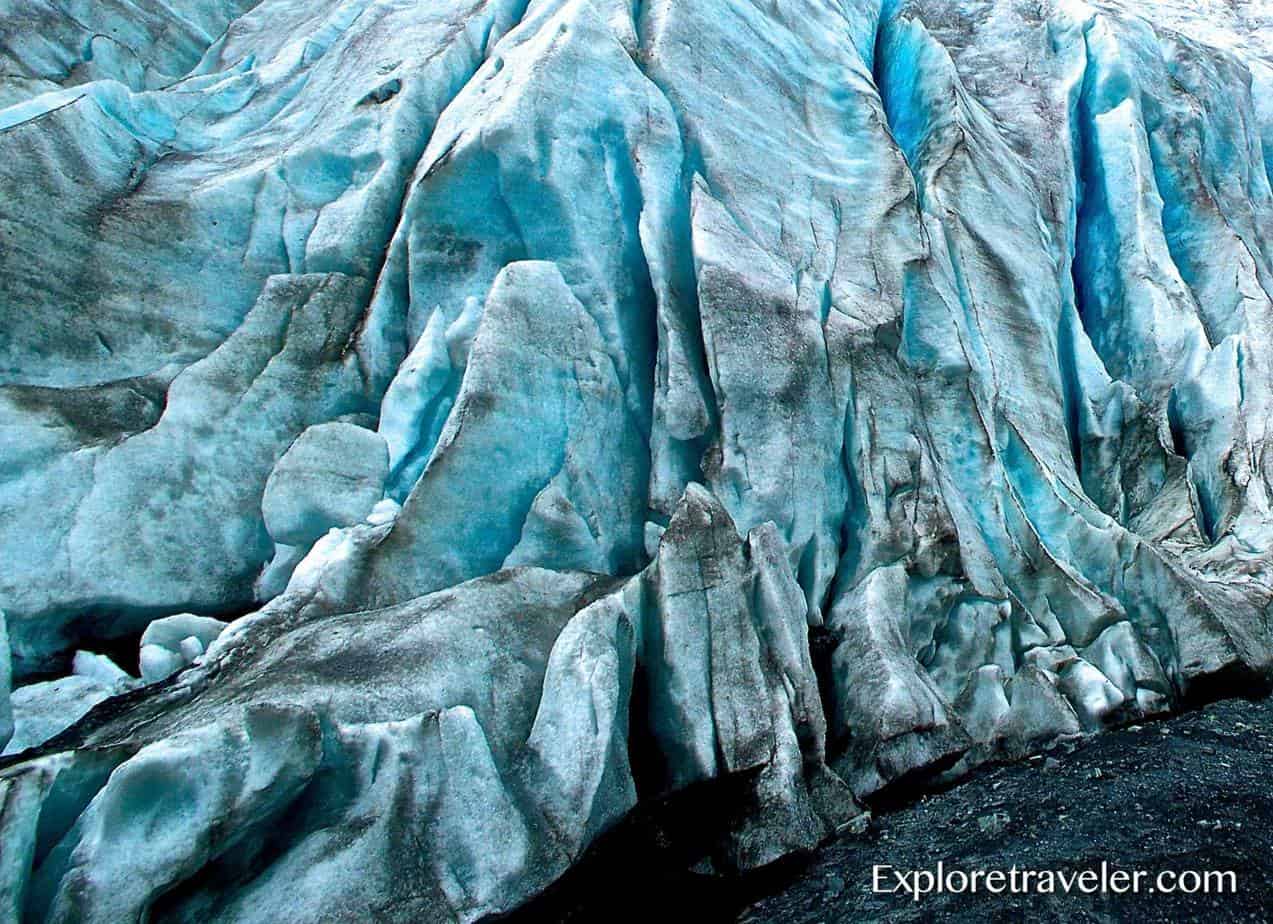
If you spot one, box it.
[3,0,1273,919]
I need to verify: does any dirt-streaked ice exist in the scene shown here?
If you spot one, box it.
[2,0,1273,920]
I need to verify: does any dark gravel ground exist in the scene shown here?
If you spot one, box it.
[742,693,1273,923]
[516,693,1273,923]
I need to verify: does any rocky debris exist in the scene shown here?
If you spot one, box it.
[516,696,1273,921]
[738,695,1273,923]
[976,812,1011,836]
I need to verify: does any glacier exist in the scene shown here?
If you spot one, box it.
[1,0,1273,919]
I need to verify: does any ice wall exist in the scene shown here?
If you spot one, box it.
[2,0,1273,919]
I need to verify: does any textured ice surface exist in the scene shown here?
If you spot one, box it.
[0,614,11,751]
[2,677,115,758]
[262,422,389,546]
[2,652,135,757]
[138,614,229,683]
[2,0,1273,919]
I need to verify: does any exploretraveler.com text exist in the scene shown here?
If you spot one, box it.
[872,862,1237,901]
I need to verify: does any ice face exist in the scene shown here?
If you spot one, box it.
[2,0,1273,919]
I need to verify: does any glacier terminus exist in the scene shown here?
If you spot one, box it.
[2,0,1273,920]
